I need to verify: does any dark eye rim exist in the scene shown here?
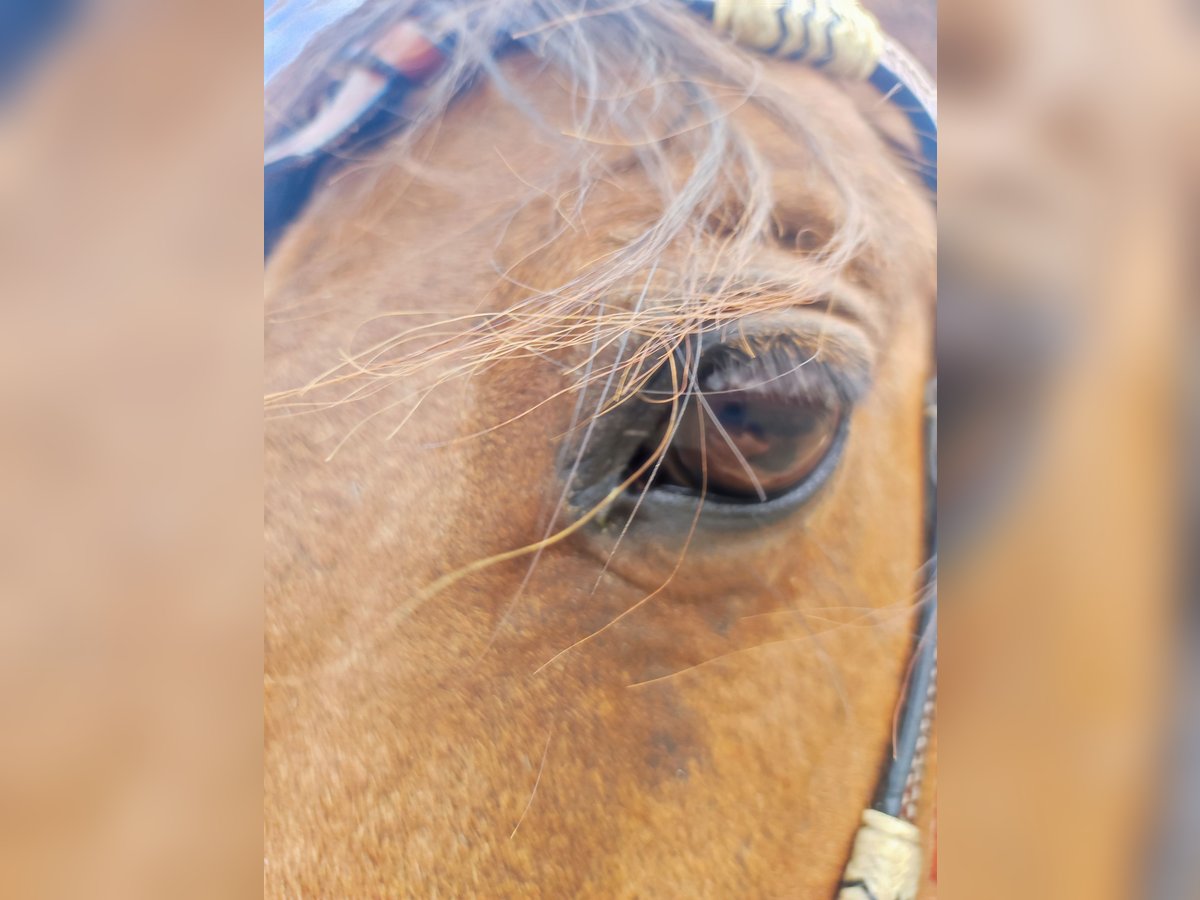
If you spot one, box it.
[564,326,869,534]
[631,401,852,519]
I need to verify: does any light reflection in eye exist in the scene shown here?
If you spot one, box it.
[661,388,843,501]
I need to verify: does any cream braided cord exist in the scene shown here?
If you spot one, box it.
[836,809,922,900]
[712,0,884,79]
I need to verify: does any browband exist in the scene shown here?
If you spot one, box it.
[264,0,936,256]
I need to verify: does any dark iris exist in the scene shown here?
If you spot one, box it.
[659,388,842,501]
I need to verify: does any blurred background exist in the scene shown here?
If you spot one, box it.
[0,1,262,897]
[0,0,1195,897]
[938,0,1195,897]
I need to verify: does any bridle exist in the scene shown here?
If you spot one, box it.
[264,0,935,255]
[264,3,937,897]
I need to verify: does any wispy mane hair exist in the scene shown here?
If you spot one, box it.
[265,0,883,421]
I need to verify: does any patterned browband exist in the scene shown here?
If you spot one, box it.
[263,0,937,256]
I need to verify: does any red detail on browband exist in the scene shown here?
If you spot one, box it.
[371,21,445,81]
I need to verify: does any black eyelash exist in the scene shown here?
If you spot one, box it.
[689,336,870,408]
[635,333,870,410]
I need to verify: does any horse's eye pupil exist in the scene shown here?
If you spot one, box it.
[656,386,843,502]
[717,401,746,427]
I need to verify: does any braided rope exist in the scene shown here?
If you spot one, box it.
[711,0,884,79]
[836,809,922,900]
[900,656,936,822]
[877,34,936,120]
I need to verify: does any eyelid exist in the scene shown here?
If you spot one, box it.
[694,338,869,408]
[634,323,873,410]
[695,317,874,406]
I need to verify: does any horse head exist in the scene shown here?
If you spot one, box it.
[265,2,935,895]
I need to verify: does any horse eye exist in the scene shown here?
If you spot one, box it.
[654,387,844,502]
[660,393,842,500]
